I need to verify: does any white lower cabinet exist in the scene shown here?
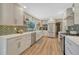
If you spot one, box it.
[43,31,48,36]
[36,30,48,41]
[0,33,31,55]
[65,37,79,55]
[7,36,26,55]
[16,37,23,54]
[36,31,43,41]
[7,38,17,55]
[36,31,41,41]
[25,34,31,48]
[16,36,26,54]
[0,31,44,55]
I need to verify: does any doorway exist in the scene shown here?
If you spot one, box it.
[56,22,61,37]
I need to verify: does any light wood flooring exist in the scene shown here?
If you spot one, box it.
[22,36,63,55]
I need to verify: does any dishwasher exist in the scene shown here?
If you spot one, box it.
[31,32,36,45]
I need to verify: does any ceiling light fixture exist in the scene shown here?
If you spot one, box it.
[24,6,26,8]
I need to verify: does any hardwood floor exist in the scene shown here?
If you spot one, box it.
[22,36,63,55]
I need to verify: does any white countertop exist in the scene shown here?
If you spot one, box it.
[59,31,79,45]
[0,30,47,39]
[65,35,79,45]
[0,32,30,39]
[0,31,42,39]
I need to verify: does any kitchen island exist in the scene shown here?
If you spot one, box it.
[65,35,79,55]
[58,31,79,55]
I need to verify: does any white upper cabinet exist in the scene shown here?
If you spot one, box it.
[14,4,24,26]
[74,3,79,24]
[0,4,15,25]
[0,4,3,24]
[66,8,73,17]
[65,7,74,26]
[0,3,24,26]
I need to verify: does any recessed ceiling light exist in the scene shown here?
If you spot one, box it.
[24,6,26,8]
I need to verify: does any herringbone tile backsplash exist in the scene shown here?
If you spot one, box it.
[0,25,27,36]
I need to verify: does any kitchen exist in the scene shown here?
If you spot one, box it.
[0,3,79,55]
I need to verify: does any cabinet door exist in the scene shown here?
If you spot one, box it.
[27,33,31,47]
[15,36,25,54]
[15,35,29,54]
[21,35,28,51]
[36,32,40,41]
[7,38,17,55]
[1,4,15,25]
[7,34,31,55]
[74,4,79,24]
[74,13,79,24]
[14,4,23,26]
[19,34,31,53]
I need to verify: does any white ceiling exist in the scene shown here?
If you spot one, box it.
[20,3,72,20]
